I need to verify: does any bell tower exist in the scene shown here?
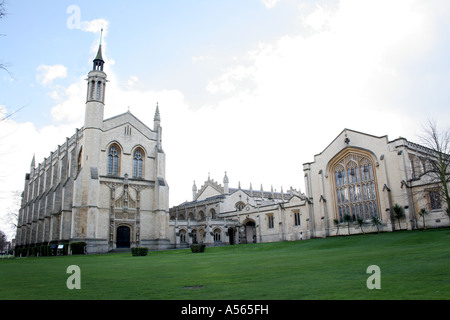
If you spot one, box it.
[72,30,108,251]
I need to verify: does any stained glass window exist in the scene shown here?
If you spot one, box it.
[333,153,379,222]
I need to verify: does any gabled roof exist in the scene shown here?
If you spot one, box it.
[303,128,390,166]
[103,111,156,140]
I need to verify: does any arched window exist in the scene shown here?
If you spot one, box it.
[332,152,379,222]
[132,148,144,178]
[210,208,216,219]
[235,201,245,211]
[107,144,120,175]
[96,81,101,100]
[77,148,83,174]
[179,230,187,243]
[213,228,221,242]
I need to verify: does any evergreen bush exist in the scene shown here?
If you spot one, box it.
[190,243,206,253]
[131,247,149,256]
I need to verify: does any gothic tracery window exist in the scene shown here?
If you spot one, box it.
[333,152,379,222]
[428,190,441,210]
[107,144,120,175]
[213,228,221,242]
[133,148,144,178]
[180,230,187,243]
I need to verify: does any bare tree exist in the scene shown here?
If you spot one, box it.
[0,229,7,252]
[419,120,450,214]
[0,0,12,76]
[0,1,5,19]
[0,190,20,242]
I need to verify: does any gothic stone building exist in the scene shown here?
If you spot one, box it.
[303,128,449,238]
[169,174,306,248]
[15,40,449,253]
[169,129,449,247]
[15,41,170,253]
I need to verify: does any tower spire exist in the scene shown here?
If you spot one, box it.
[85,29,107,125]
[93,28,105,71]
[154,102,161,122]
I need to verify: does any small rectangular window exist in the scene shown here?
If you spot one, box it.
[294,211,301,226]
[268,214,274,229]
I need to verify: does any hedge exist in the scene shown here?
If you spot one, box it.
[190,243,206,253]
[15,244,70,257]
[131,247,149,256]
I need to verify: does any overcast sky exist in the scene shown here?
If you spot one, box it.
[1,0,450,239]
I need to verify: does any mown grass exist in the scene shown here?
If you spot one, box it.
[1,228,449,300]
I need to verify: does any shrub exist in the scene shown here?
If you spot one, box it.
[190,243,206,253]
[132,247,149,256]
[70,242,87,255]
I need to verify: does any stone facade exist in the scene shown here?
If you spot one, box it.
[169,129,450,247]
[303,129,449,238]
[14,40,449,254]
[15,41,170,253]
[169,173,307,248]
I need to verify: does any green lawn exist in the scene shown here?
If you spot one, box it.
[1,228,449,300]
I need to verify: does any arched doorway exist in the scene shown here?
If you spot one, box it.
[228,227,235,245]
[243,220,256,244]
[116,226,131,248]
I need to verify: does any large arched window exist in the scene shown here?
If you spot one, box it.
[132,148,144,178]
[332,152,379,222]
[107,144,120,175]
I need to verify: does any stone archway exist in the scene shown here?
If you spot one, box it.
[243,219,257,244]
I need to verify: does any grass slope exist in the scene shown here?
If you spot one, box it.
[1,228,449,300]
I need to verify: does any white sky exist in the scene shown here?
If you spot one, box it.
[1,0,450,240]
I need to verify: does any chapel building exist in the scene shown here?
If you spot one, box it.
[15,38,170,253]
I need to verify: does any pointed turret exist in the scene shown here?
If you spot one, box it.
[154,102,161,130]
[223,172,229,194]
[192,181,197,201]
[93,29,105,71]
[30,154,35,172]
[85,28,107,122]
[153,103,163,151]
